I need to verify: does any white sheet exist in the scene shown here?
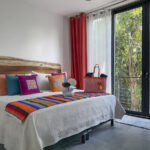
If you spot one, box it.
[0,90,125,150]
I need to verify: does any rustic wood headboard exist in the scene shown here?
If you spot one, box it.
[0,56,61,74]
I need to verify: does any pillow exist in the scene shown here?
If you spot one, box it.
[32,71,51,91]
[47,75,64,92]
[51,72,67,81]
[0,75,8,95]
[17,75,40,95]
[6,75,20,95]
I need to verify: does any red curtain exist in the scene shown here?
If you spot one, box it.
[70,13,87,89]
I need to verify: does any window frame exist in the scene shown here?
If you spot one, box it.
[111,0,150,118]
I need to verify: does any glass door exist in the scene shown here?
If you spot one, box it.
[113,2,150,117]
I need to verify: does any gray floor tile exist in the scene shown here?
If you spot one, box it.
[1,122,150,150]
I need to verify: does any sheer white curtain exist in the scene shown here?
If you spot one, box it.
[87,11,112,93]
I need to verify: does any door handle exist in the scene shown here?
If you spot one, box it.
[144,72,149,79]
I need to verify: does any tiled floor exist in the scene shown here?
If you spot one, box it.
[45,122,150,150]
[1,122,150,150]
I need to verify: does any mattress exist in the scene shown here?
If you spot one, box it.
[0,90,125,150]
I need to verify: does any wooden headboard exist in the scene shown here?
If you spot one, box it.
[0,56,61,74]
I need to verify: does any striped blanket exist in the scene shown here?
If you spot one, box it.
[5,92,110,122]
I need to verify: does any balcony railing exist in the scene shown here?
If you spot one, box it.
[115,76,142,112]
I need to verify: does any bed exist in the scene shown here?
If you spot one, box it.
[0,56,125,150]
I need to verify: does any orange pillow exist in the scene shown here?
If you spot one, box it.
[47,75,64,92]
[0,75,8,95]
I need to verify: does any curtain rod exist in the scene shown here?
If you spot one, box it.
[86,0,131,15]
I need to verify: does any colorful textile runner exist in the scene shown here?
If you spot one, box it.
[5,92,110,122]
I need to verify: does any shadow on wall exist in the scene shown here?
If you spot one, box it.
[61,17,71,78]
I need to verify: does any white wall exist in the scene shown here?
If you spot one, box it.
[0,0,71,76]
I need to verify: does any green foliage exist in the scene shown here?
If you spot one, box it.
[115,7,142,78]
[115,7,142,111]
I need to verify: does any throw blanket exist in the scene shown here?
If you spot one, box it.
[5,92,110,122]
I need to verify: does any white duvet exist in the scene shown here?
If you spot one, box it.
[0,90,125,150]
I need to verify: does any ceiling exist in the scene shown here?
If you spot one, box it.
[21,0,119,17]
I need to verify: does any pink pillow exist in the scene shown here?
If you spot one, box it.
[17,75,40,95]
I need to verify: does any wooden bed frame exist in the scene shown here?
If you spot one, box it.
[0,56,61,74]
[0,56,114,149]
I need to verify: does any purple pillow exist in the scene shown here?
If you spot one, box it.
[17,75,40,95]
[52,72,67,81]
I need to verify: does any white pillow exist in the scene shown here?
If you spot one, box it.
[32,71,51,91]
